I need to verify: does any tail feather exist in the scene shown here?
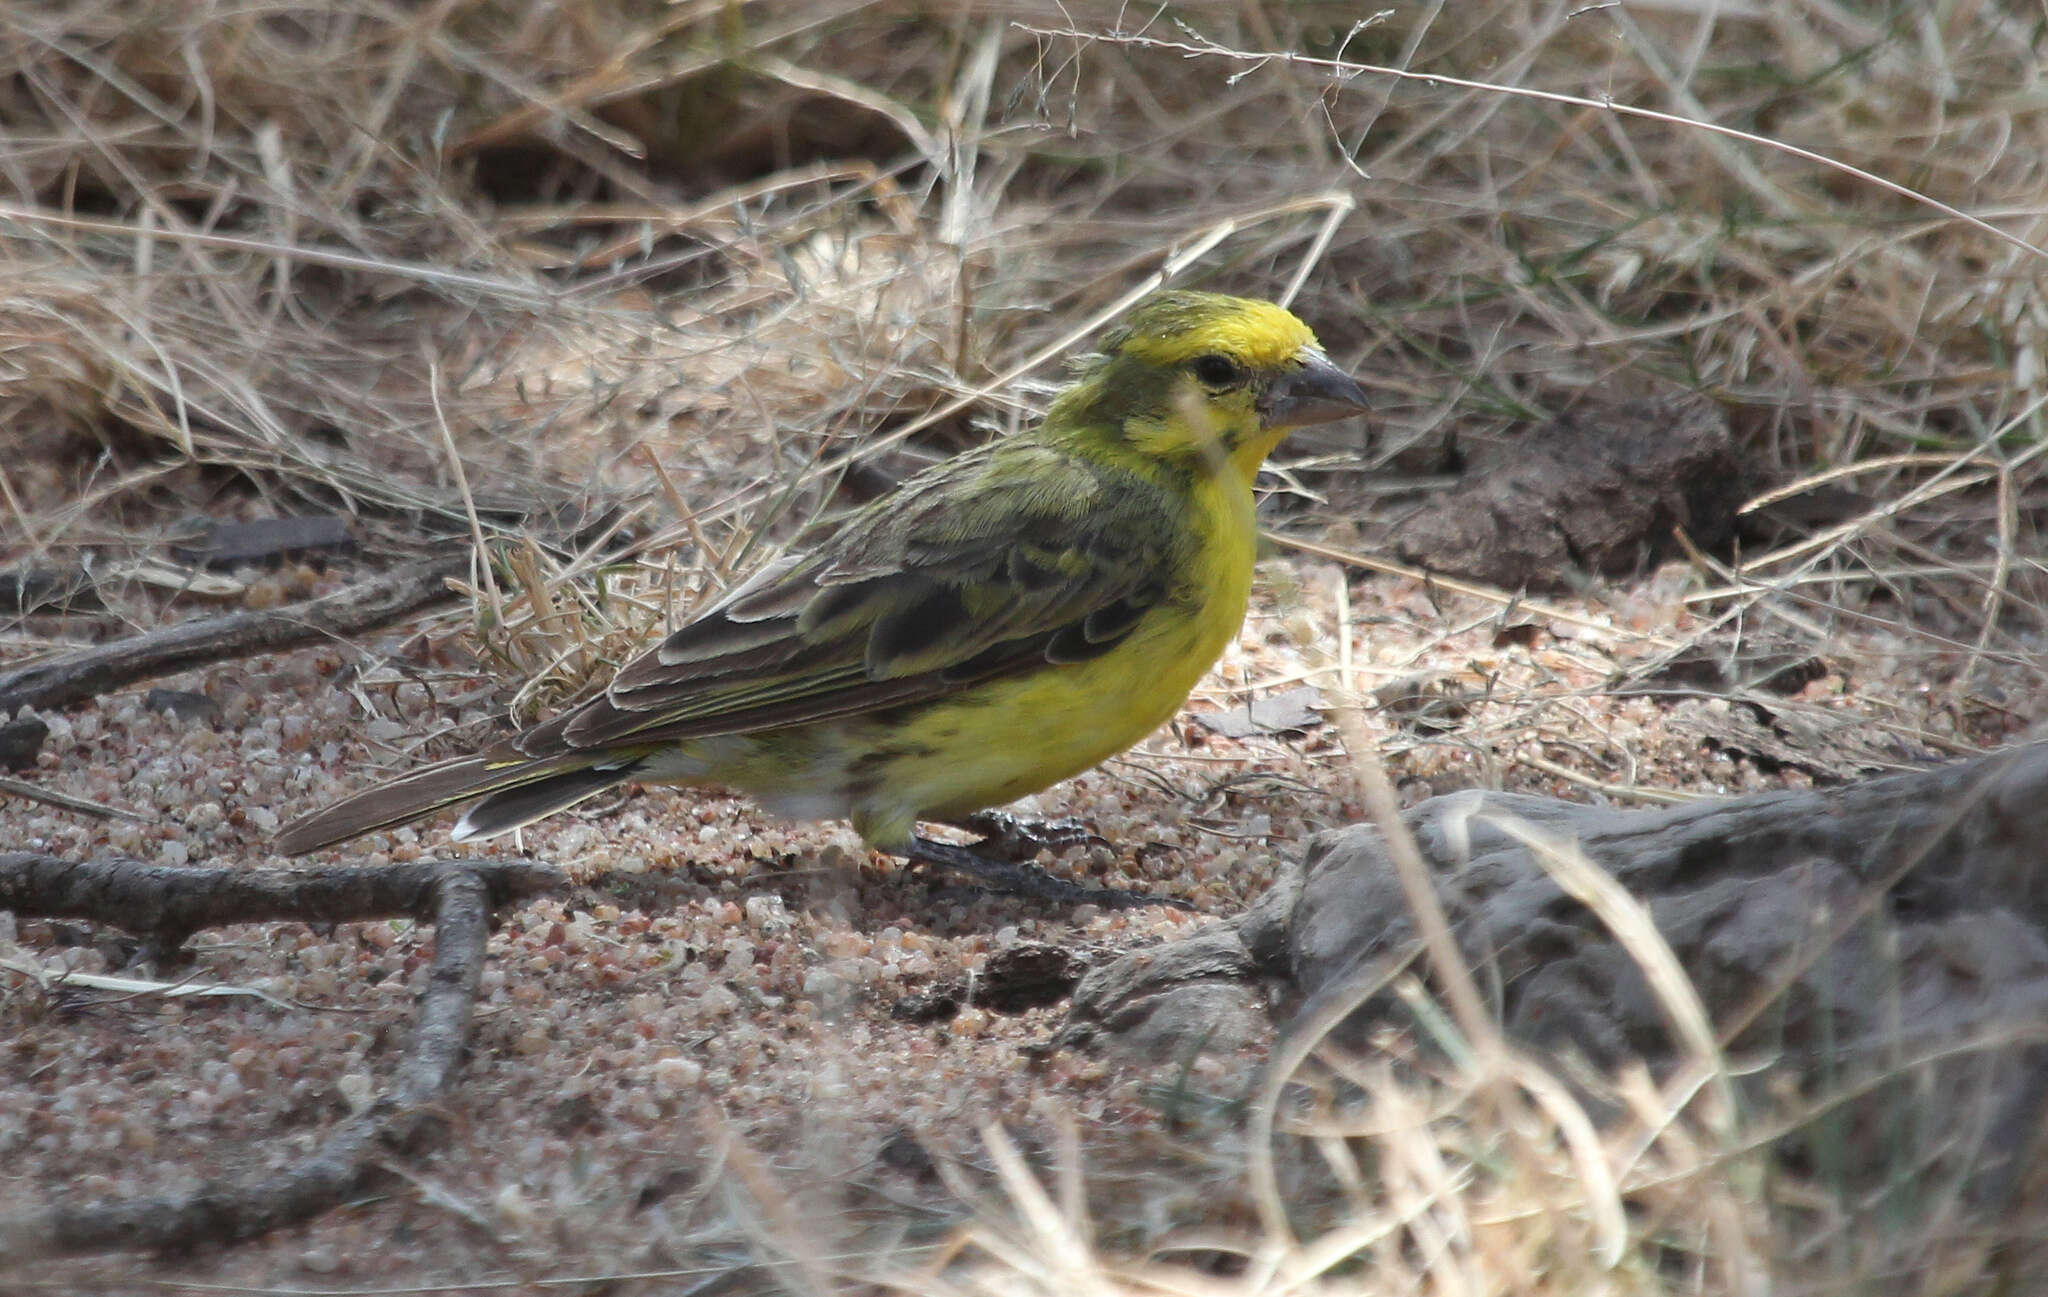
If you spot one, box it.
[451,763,640,841]
[274,752,637,855]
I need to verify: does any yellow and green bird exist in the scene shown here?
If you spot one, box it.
[277,290,1368,905]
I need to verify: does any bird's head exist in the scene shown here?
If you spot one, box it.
[1051,290,1369,482]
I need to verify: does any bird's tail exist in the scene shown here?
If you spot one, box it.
[273,751,643,854]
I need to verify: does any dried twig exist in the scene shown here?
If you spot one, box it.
[0,556,467,715]
[0,851,562,949]
[0,775,148,821]
[0,856,563,1260]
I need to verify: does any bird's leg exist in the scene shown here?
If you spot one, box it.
[902,836,1193,912]
[949,810,1102,861]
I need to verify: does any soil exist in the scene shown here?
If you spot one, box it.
[1,477,2032,1287]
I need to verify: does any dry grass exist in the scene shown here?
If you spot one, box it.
[5,0,2047,1291]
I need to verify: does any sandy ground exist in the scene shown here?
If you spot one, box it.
[1,546,2006,1290]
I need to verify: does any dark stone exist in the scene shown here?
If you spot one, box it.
[0,716,49,770]
[1388,392,1744,589]
[892,942,1090,1023]
[144,689,222,725]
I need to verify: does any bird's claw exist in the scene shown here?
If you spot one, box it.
[953,811,1103,861]
[904,836,1193,912]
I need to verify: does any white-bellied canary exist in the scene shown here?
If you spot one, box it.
[277,290,1369,906]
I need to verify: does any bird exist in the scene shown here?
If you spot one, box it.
[276,289,1369,906]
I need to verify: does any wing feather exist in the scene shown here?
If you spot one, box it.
[528,442,1183,754]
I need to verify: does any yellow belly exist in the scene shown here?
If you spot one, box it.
[708,470,1260,848]
[876,572,1245,822]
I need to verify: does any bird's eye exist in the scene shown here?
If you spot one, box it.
[1191,354,1245,388]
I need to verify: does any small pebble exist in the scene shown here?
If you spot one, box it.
[650,1056,703,1093]
[336,1073,375,1114]
[299,1246,342,1275]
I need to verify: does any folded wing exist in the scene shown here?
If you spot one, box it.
[522,442,1181,755]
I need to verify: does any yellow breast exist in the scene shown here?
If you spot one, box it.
[841,467,1258,846]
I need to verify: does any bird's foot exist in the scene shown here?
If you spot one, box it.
[950,811,1102,861]
[903,836,1192,912]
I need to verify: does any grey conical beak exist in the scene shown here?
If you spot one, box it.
[1258,348,1371,429]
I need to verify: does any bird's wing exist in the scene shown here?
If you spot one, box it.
[521,443,1182,754]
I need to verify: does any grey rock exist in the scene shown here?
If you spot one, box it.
[1063,744,2048,1201]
